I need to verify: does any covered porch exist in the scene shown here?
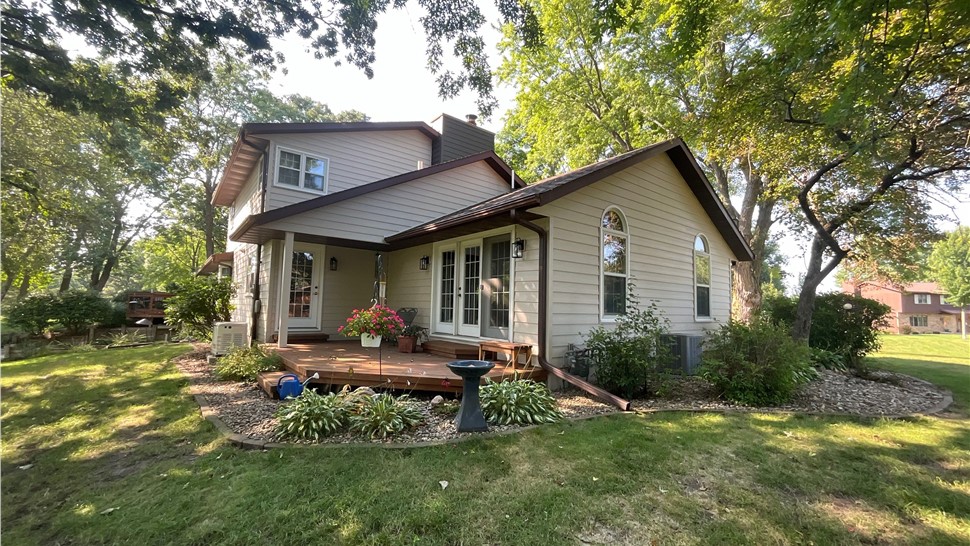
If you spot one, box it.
[259,340,547,397]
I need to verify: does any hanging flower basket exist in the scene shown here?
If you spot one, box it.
[338,305,404,347]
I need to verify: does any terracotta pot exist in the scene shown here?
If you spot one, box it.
[397,335,417,353]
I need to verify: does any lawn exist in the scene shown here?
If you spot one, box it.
[1,337,968,545]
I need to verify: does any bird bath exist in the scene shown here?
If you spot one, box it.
[446,360,495,432]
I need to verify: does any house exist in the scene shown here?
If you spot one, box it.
[843,281,967,334]
[210,113,753,388]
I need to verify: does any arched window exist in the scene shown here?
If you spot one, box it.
[602,208,628,316]
[694,235,711,318]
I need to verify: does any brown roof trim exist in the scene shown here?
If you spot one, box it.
[196,251,234,276]
[229,151,522,242]
[241,121,439,140]
[388,138,755,261]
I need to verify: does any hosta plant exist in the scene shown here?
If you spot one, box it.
[275,388,349,441]
[349,393,424,438]
[480,379,562,426]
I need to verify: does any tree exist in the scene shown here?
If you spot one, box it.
[2,0,541,121]
[497,0,788,321]
[929,227,970,339]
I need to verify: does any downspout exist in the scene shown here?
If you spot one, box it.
[510,210,632,411]
[246,134,269,345]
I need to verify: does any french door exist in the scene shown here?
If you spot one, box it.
[433,235,511,339]
[287,244,323,329]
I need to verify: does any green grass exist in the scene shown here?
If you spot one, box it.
[2,338,968,545]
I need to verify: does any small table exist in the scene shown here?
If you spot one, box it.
[478,341,534,370]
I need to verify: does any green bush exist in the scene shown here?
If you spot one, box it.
[275,389,349,441]
[53,290,114,334]
[215,345,282,381]
[700,320,814,406]
[763,293,890,371]
[164,276,234,340]
[4,293,57,335]
[481,379,562,425]
[584,284,672,398]
[349,393,424,438]
[809,347,847,372]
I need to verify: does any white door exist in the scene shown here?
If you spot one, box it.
[287,245,323,329]
[433,242,483,336]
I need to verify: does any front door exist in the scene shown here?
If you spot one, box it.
[287,245,323,329]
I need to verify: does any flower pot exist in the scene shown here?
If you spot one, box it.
[397,335,417,353]
[360,333,382,347]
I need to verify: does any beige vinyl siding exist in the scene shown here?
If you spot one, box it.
[386,244,435,331]
[319,247,376,337]
[228,157,263,237]
[261,161,513,243]
[534,153,734,363]
[265,130,432,210]
[229,242,274,341]
[511,222,544,352]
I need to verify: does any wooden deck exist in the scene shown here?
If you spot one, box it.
[269,340,546,396]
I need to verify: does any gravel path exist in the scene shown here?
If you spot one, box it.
[173,346,948,445]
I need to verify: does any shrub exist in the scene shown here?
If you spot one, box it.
[809,347,847,372]
[349,393,424,438]
[275,389,349,441]
[215,345,282,381]
[584,284,671,398]
[105,330,147,347]
[165,276,234,340]
[763,293,890,371]
[480,379,562,425]
[4,293,57,335]
[700,320,813,406]
[52,291,115,334]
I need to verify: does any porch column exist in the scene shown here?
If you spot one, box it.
[277,231,294,348]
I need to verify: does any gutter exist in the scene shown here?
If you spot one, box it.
[247,135,270,345]
[510,210,632,411]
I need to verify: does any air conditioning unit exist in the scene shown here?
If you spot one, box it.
[664,334,705,375]
[212,322,248,355]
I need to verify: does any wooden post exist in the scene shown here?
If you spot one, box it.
[277,232,295,348]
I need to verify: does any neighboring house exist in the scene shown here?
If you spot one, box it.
[209,113,753,370]
[196,251,234,278]
[843,281,967,334]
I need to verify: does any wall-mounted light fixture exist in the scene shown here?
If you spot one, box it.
[419,256,430,270]
[512,238,525,259]
[329,257,338,271]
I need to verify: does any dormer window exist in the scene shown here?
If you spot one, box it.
[276,148,328,193]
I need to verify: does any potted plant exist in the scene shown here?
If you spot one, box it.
[396,324,427,353]
[338,305,405,347]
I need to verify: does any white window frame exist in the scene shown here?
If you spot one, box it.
[694,234,712,321]
[909,315,928,327]
[274,146,329,195]
[600,206,629,320]
[914,293,931,305]
[940,295,948,305]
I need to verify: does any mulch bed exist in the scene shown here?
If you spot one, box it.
[173,345,949,446]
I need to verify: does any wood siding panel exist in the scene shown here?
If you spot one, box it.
[264,130,433,210]
[512,223,543,349]
[386,244,435,331]
[535,154,735,362]
[261,161,512,242]
[320,248,376,337]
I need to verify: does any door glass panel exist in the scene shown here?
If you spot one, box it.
[439,250,456,323]
[289,251,314,318]
[462,246,481,325]
[488,241,510,329]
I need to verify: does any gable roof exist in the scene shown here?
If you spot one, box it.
[230,151,522,243]
[212,121,440,207]
[387,138,755,261]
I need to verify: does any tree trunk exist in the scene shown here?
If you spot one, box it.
[962,307,967,340]
[59,227,86,293]
[203,171,217,257]
[733,261,762,322]
[17,273,31,298]
[792,236,847,341]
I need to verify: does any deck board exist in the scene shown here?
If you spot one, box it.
[274,341,546,394]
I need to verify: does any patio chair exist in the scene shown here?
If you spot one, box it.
[397,307,418,327]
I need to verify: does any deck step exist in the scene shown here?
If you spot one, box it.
[256,370,305,398]
[271,332,330,343]
[421,340,480,360]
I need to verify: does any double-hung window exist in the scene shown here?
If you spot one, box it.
[914,293,931,304]
[694,235,711,319]
[909,315,928,327]
[601,208,628,317]
[277,148,328,193]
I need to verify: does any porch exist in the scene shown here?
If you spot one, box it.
[259,340,547,397]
